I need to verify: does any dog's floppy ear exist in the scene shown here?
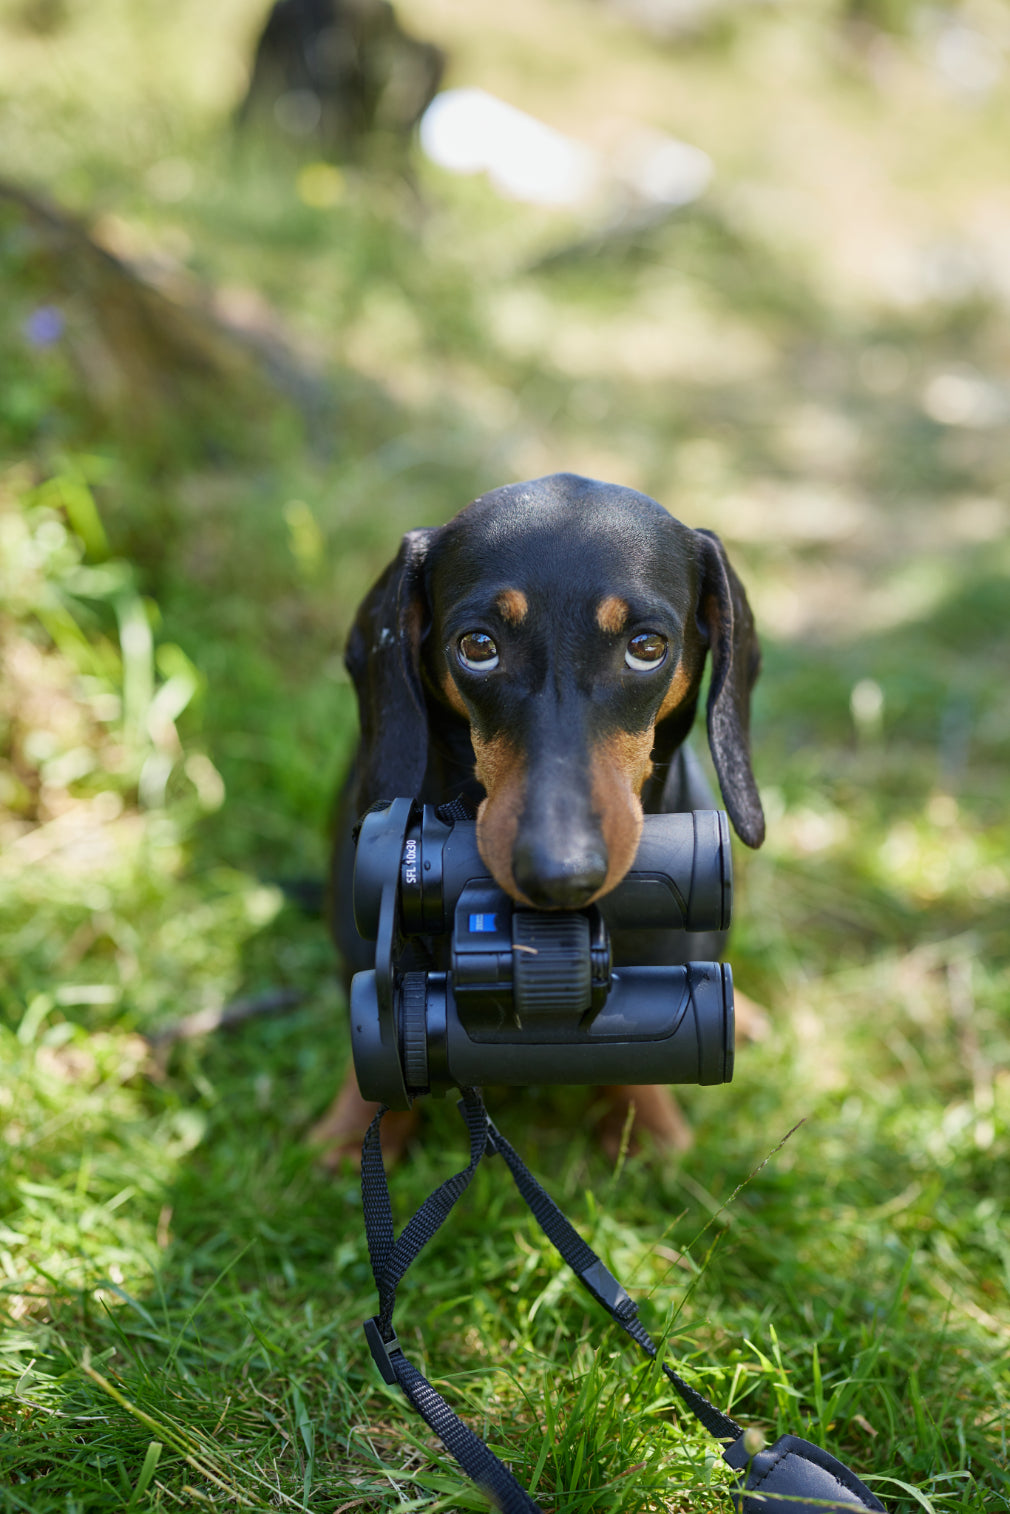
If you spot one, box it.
[695,530,765,848]
[345,528,437,815]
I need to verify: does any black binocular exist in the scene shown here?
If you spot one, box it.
[349,797,736,1108]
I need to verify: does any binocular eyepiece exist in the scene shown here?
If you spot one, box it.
[349,798,736,1109]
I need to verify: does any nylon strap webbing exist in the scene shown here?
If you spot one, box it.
[485,1115,743,1446]
[360,1089,885,1513]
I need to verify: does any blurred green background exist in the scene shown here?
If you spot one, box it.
[1,1,1008,1510]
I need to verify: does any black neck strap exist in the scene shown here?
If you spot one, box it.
[361,1089,886,1514]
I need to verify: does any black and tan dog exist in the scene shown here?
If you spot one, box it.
[314,472,764,1162]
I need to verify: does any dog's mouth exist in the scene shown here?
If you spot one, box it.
[472,730,652,910]
[503,822,609,910]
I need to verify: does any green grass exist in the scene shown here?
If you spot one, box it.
[1,1,1009,1509]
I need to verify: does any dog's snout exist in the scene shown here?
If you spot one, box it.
[512,835,608,909]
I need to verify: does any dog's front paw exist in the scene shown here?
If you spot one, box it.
[309,1075,419,1170]
[597,1083,694,1161]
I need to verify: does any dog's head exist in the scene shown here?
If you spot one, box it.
[347,473,764,909]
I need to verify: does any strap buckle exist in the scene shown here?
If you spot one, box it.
[578,1258,634,1317]
[363,1316,403,1385]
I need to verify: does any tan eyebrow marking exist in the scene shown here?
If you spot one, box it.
[596,595,629,635]
[496,588,528,624]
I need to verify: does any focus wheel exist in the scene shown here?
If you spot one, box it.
[400,973,429,1094]
[512,912,591,1016]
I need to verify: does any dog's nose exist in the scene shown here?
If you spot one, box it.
[512,838,608,909]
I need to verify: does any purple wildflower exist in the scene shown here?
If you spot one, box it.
[24,306,65,347]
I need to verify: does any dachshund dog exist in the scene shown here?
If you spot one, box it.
[313,472,764,1163]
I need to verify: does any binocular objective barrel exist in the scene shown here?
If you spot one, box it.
[353,801,732,939]
[350,961,734,1109]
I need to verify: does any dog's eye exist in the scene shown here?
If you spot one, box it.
[625,632,668,671]
[457,631,499,672]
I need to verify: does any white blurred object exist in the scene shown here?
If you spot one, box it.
[922,366,1009,428]
[932,20,1004,99]
[420,87,712,212]
[615,126,713,207]
[420,88,599,206]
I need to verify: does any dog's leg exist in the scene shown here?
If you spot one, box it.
[597,1082,694,1158]
[309,1073,419,1169]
